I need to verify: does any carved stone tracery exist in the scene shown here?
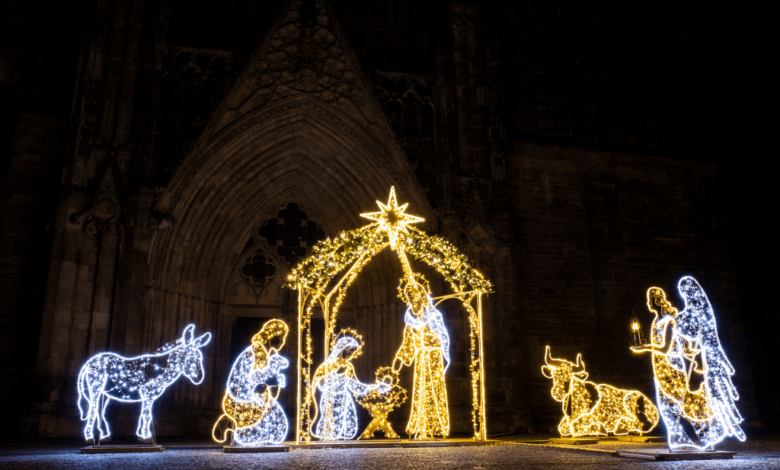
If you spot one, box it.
[70,162,124,237]
[214,0,377,134]
[227,202,326,306]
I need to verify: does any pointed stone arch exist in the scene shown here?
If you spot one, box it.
[143,0,434,425]
[152,95,431,299]
[146,93,433,410]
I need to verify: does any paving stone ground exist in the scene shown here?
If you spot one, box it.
[1,433,778,469]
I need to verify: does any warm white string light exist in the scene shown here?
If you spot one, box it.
[287,187,492,442]
[212,319,290,446]
[356,367,407,439]
[632,276,746,450]
[393,279,451,439]
[77,324,212,442]
[542,346,659,437]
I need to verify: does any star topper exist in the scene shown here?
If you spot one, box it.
[360,187,424,249]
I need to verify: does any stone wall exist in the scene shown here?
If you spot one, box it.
[0,0,762,438]
[0,0,81,437]
[507,141,755,428]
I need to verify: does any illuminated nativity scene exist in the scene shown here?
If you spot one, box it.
[286,187,493,443]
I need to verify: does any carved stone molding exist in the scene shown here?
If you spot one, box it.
[69,160,124,236]
[213,0,376,135]
[452,6,478,40]
[166,46,236,86]
[170,96,403,211]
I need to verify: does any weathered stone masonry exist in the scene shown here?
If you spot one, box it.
[0,0,757,437]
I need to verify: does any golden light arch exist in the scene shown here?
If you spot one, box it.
[286,188,493,442]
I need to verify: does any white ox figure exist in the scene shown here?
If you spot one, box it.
[542,346,659,437]
[77,324,212,442]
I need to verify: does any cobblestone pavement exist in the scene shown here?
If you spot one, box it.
[1,435,778,469]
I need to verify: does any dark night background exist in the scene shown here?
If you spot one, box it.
[0,0,775,439]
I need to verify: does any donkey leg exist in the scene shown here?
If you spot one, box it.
[137,400,154,440]
[83,398,95,441]
[84,382,104,441]
[98,394,112,439]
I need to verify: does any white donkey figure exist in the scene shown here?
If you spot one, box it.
[77,324,212,442]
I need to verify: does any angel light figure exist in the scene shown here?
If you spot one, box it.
[632,276,745,450]
[212,319,290,446]
[312,329,389,440]
[392,277,450,439]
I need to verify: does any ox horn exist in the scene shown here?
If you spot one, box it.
[544,346,564,367]
[572,353,585,374]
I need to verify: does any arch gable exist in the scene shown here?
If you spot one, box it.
[149,95,434,317]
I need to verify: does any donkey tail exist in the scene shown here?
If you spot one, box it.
[212,414,235,443]
[77,365,90,421]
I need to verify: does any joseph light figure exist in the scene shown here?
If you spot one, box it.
[212,319,290,446]
[77,324,212,442]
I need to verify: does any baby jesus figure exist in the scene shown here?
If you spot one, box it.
[357,367,407,439]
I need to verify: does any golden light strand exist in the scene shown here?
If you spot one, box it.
[212,320,290,446]
[632,276,745,450]
[286,188,492,442]
[541,346,659,437]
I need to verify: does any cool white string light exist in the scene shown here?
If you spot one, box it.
[312,331,389,440]
[394,279,451,439]
[77,324,212,441]
[213,319,290,446]
[632,276,746,450]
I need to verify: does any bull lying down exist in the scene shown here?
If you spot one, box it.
[542,346,659,437]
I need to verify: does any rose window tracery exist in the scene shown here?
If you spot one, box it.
[228,203,326,306]
[258,202,326,265]
[240,253,276,289]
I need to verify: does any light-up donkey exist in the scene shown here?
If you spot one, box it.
[77,324,212,442]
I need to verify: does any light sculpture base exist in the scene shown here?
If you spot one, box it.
[81,445,164,454]
[549,437,602,445]
[615,435,666,443]
[616,450,735,461]
[290,438,498,449]
[540,439,736,461]
[223,445,290,453]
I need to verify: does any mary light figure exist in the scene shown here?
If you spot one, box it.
[312,330,388,440]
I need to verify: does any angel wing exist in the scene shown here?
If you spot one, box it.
[676,275,746,443]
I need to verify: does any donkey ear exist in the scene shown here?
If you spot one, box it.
[182,324,195,342]
[193,331,212,348]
